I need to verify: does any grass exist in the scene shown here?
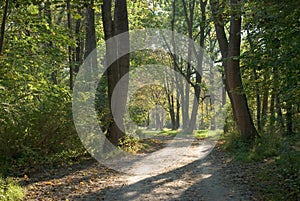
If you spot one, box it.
[194,129,223,140]
[0,147,91,201]
[138,128,223,140]
[122,128,224,154]
[0,177,24,201]
[158,128,179,136]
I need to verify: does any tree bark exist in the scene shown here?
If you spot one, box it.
[261,87,269,129]
[74,7,83,74]
[0,0,9,55]
[253,67,261,131]
[272,67,284,128]
[269,91,275,127]
[67,0,73,90]
[84,0,98,73]
[211,0,257,140]
[286,102,293,135]
[102,0,130,146]
[170,0,180,130]
[182,0,195,130]
[185,0,206,133]
[210,65,216,130]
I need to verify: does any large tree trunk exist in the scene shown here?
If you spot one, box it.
[211,0,257,140]
[84,0,97,72]
[102,0,129,146]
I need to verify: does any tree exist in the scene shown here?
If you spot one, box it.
[102,0,130,146]
[67,0,73,90]
[84,0,98,70]
[184,0,207,133]
[165,0,211,132]
[243,0,300,135]
[210,0,257,140]
[0,0,9,55]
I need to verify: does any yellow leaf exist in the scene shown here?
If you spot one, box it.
[44,181,53,185]
[29,185,35,190]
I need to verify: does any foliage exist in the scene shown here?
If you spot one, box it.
[0,177,24,201]
[118,135,141,153]
[253,135,300,200]
[223,126,300,199]
[0,0,84,176]
[242,0,300,133]
[0,0,299,199]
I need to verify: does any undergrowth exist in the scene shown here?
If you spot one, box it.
[0,147,89,201]
[223,130,300,200]
[0,177,24,201]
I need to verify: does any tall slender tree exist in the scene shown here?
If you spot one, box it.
[0,0,8,55]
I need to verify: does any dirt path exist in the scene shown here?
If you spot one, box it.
[22,136,256,200]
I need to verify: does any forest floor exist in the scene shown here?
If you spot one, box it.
[21,135,258,201]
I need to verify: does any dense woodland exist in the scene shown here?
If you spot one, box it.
[0,0,299,200]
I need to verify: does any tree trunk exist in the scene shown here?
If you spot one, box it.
[84,0,98,73]
[67,0,73,90]
[261,88,269,129]
[269,91,275,127]
[211,0,257,140]
[272,67,284,128]
[74,8,83,74]
[247,28,261,131]
[182,0,195,130]
[286,103,293,135]
[210,65,216,130]
[185,0,206,133]
[175,98,180,129]
[0,0,9,55]
[168,94,176,130]
[102,0,129,146]
[170,0,181,130]
[275,94,284,128]
[253,67,261,131]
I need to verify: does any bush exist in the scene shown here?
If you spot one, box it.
[0,84,84,174]
[118,135,141,153]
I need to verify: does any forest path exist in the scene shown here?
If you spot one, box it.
[23,135,255,200]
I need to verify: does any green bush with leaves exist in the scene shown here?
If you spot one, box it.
[0,77,83,169]
[118,135,141,153]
